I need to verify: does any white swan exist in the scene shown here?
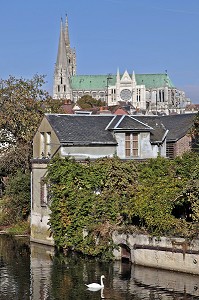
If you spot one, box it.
[85,275,105,291]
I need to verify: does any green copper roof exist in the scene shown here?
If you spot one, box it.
[70,74,175,90]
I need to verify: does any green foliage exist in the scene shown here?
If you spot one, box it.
[190,112,199,152]
[6,220,30,235]
[47,156,138,259]
[47,154,199,259]
[77,95,106,109]
[0,74,62,225]
[0,171,31,225]
[0,74,61,176]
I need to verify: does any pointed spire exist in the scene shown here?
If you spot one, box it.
[132,70,136,86]
[56,18,68,67]
[116,68,120,82]
[65,14,70,48]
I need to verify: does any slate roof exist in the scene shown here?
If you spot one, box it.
[45,114,117,145]
[129,116,167,143]
[160,113,196,142]
[45,114,169,146]
[107,115,152,131]
[70,73,174,90]
[133,113,196,142]
[45,113,195,147]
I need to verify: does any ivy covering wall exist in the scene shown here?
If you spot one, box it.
[47,153,199,260]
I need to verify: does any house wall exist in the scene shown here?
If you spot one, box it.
[115,132,166,159]
[33,117,60,159]
[31,161,54,246]
[175,135,192,157]
[61,145,116,160]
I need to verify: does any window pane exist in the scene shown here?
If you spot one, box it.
[133,141,138,148]
[125,141,130,148]
[133,149,138,156]
[125,149,130,157]
[125,133,130,140]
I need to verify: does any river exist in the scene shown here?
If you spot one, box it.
[0,234,199,300]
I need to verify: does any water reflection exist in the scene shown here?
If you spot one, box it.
[1,234,199,300]
[0,234,30,300]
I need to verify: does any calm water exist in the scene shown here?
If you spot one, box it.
[0,235,199,300]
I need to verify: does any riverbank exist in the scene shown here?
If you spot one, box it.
[0,221,30,235]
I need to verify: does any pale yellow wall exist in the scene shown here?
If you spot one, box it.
[33,116,60,159]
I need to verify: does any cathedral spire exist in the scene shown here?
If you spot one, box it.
[56,18,68,67]
[65,14,70,48]
[53,18,71,100]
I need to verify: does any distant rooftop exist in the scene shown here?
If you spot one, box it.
[71,73,175,90]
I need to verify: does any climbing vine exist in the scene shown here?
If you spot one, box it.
[47,153,199,260]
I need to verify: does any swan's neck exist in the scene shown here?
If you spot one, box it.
[100,276,104,287]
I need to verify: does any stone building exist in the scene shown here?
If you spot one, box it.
[53,17,191,114]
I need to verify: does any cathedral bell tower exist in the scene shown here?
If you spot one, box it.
[53,16,76,100]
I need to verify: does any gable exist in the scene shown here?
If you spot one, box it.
[120,70,132,83]
[107,115,152,131]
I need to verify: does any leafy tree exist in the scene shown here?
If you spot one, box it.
[190,111,199,152]
[0,171,30,225]
[77,95,106,109]
[0,75,65,226]
[0,75,64,176]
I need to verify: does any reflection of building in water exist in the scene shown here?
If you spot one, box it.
[29,241,199,299]
[112,262,199,299]
[30,243,54,300]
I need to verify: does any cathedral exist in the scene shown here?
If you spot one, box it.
[53,17,191,114]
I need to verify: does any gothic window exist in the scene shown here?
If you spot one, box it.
[46,132,51,157]
[125,133,139,157]
[40,132,51,158]
[99,91,105,101]
[136,89,141,102]
[64,85,66,92]
[40,132,45,158]
[159,90,162,102]
[58,85,60,92]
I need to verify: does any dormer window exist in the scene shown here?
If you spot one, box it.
[125,133,139,157]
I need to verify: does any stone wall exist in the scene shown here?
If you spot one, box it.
[175,135,192,157]
[112,232,199,274]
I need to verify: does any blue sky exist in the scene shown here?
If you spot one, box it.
[0,0,199,103]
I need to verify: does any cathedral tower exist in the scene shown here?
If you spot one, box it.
[53,16,76,100]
